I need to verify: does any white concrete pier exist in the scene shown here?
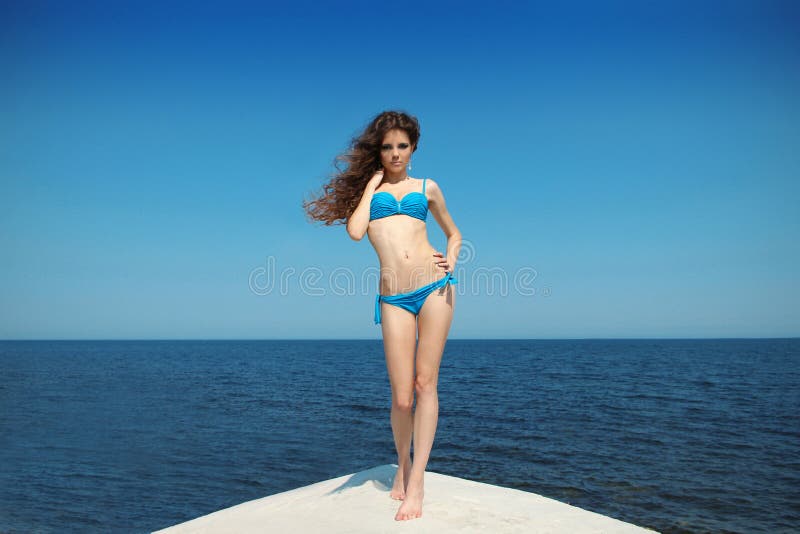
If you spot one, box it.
[153,464,659,533]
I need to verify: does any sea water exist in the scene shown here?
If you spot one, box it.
[1,339,797,533]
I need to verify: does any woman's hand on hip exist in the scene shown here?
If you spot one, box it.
[433,251,451,272]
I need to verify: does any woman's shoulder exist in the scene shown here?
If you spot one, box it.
[418,176,441,192]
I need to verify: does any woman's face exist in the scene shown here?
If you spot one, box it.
[379,129,414,171]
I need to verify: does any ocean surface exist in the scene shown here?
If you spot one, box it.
[1,339,798,533]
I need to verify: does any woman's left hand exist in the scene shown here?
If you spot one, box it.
[433,251,450,272]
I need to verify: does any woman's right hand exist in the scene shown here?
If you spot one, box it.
[367,168,384,191]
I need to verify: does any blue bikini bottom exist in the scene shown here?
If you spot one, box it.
[374,271,457,325]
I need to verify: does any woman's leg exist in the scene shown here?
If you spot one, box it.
[395,282,456,520]
[380,301,418,500]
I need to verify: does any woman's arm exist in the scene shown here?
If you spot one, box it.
[426,179,462,270]
[346,170,384,241]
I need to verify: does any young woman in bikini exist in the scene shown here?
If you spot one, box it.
[304,110,462,521]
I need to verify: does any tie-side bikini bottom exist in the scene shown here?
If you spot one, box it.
[374,271,457,325]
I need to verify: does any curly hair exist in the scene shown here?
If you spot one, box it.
[303,110,421,225]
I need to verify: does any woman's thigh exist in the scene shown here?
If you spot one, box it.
[416,284,456,385]
[380,302,418,403]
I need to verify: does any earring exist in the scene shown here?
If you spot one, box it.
[408,159,412,171]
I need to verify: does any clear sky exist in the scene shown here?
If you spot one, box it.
[1,0,798,339]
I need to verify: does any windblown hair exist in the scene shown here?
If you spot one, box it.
[303,110,421,225]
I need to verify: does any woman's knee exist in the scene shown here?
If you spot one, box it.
[414,374,438,395]
[392,393,414,412]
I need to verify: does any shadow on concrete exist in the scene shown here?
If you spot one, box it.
[325,464,397,495]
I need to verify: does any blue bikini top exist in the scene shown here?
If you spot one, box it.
[369,178,428,222]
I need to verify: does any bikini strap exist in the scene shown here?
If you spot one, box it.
[422,177,427,195]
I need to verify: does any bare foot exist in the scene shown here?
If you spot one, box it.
[394,477,424,520]
[389,461,411,500]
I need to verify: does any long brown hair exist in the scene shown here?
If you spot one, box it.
[303,110,421,225]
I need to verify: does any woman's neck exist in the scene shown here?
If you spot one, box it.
[382,169,409,183]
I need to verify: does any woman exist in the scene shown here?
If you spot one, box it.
[304,110,462,521]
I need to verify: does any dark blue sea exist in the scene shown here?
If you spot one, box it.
[1,339,798,533]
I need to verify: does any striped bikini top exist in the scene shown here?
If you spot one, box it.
[369,178,428,222]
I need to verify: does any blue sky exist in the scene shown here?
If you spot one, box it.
[1,0,798,339]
